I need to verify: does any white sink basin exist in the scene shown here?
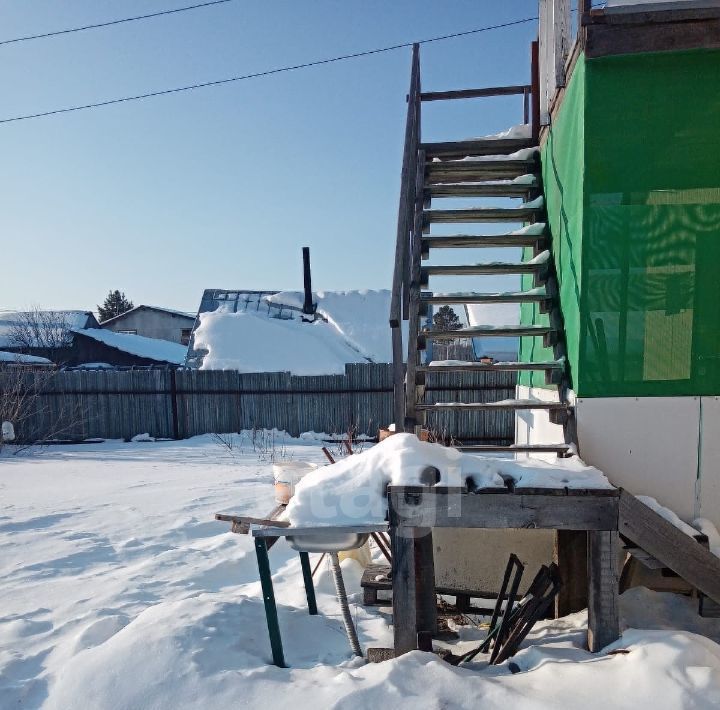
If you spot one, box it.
[286,532,370,553]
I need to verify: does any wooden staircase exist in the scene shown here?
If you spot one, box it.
[389,43,572,456]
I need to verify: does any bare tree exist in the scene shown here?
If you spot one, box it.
[0,363,86,454]
[8,308,73,360]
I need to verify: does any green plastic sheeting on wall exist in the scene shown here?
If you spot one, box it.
[524,48,720,397]
[520,55,585,390]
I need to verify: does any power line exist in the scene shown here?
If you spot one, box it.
[0,0,235,47]
[0,17,538,125]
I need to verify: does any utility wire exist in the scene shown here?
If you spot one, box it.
[0,17,537,125]
[0,0,235,47]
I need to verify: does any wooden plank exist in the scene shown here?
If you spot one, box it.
[414,529,436,649]
[618,490,720,604]
[388,489,619,531]
[554,530,588,617]
[420,85,530,101]
[425,160,536,182]
[591,5,720,23]
[587,531,620,652]
[215,514,290,528]
[555,0,571,88]
[423,263,546,278]
[392,525,419,655]
[586,17,720,57]
[426,182,534,198]
[422,233,544,249]
[421,137,533,159]
[404,149,426,430]
[421,290,549,306]
[422,324,552,338]
[417,401,566,412]
[424,207,542,224]
[390,44,420,329]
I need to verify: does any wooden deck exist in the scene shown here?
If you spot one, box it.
[388,485,621,656]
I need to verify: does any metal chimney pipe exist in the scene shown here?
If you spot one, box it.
[302,247,315,318]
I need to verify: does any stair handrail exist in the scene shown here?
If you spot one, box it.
[390,43,421,432]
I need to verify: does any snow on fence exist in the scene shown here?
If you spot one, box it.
[0,364,516,443]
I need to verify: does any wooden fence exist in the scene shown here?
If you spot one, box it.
[1,364,516,444]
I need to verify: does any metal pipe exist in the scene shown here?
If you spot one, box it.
[329,552,363,657]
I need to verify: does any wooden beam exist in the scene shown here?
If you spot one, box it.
[585,17,720,57]
[414,529,436,650]
[618,490,720,604]
[388,488,619,531]
[531,39,540,143]
[420,85,530,102]
[392,525,419,655]
[554,530,589,616]
[587,531,620,652]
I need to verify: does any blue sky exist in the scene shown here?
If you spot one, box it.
[1,1,539,313]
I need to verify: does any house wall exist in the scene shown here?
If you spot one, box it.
[582,48,720,397]
[524,48,720,398]
[518,47,720,524]
[70,335,163,367]
[102,309,195,344]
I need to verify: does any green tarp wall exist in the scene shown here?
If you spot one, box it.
[523,49,720,397]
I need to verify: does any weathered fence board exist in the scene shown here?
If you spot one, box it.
[1,364,515,443]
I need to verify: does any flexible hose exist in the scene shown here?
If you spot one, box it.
[330,552,363,657]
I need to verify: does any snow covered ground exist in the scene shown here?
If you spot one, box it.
[2,436,720,709]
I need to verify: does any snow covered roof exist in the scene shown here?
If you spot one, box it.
[72,329,188,365]
[0,350,53,365]
[192,309,370,375]
[0,310,97,348]
[188,288,394,373]
[99,305,195,326]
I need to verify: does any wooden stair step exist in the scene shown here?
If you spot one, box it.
[421,138,535,160]
[422,262,547,278]
[458,444,572,455]
[421,289,549,305]
[425,160,537,183]
[418,360,564,374]
[422,233,545,253]
[422,324,553,339]
[424,207,543,224]
[417,399,568,411]
[427,182,536,198]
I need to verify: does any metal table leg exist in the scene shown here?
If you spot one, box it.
[299,552,318,615]
[255,537,286,667]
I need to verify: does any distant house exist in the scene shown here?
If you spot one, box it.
[0,310,100,365]
[70,329,188,368]
[99,306,196,346]
[186,289,393,373]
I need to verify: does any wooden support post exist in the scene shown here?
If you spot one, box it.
[554,530,588,617]
[392,524,418,655]
[531,39,540,142]
[414,528,436,651]
[299,551,318,615]
[255,538,286,667]
[587,531,620,652]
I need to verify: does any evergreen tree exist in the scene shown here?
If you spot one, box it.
[98,290,134,322]
[432,305,461,331]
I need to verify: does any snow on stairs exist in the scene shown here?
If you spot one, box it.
[619,491,720,605]
[403,123,573,456]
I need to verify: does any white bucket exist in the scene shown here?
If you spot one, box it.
[272,461,318,504]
